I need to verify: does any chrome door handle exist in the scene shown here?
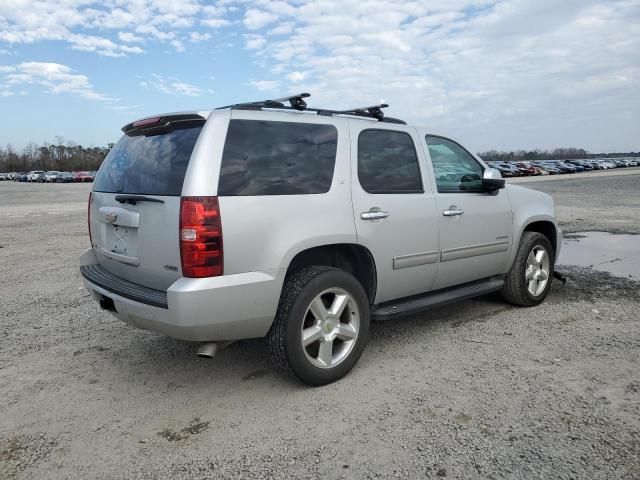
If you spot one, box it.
[443,206,464,216]
[361,210,389,220]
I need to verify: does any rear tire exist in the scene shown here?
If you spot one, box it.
[502,231,554,307]
[267,266,370,386]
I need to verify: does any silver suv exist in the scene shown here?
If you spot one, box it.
[81,93,561,385]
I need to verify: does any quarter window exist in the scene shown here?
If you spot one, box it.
[425,135,484,193]
[218,120,338,196]
[358,130,422,194]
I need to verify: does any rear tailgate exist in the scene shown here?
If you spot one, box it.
[90,115,205,291]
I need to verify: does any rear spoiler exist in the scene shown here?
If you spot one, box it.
[122,113,205,136]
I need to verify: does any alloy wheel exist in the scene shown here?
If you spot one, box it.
[525,245,550,296]
[300,288,360,369]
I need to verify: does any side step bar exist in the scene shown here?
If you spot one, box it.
[371,277,504,321]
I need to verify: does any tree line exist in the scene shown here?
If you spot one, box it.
[0,138,114,172]
[478,147,640,163]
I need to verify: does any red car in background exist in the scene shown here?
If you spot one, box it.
[514,162,541,176]
[73,171,95,182]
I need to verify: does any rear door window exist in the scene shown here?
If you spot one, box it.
[357,129,423,194]
[218,120,338,196]
[93,123,203,196]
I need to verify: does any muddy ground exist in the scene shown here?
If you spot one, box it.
[0,171,639,479]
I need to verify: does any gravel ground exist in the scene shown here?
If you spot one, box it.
[509,168,640,234]
[0,173,639,480]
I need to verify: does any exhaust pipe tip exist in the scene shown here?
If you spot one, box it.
[197,342,219,358]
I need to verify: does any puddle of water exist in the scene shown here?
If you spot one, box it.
[558,231,640,280]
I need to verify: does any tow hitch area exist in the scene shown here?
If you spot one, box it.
[554,271,567,285]
[99,295,116,312]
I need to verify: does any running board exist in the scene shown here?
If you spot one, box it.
[371,277,504,321]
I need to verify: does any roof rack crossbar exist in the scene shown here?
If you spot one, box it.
[219,93,405,124]
[219,93,309,111]
[271,92,310,111]
[334,104,389,121]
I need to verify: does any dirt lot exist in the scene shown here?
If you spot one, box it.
[1,172,639,479]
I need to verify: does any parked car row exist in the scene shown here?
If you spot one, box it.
[485,158,638,177]
[0,170,97,182]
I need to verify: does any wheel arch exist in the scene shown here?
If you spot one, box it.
[508,215,560,268]
[285,243,377,304]
[524,220,557,257]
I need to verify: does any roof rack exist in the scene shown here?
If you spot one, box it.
[218,93,406,124]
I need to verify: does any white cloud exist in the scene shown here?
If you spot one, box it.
[173,82,202,96]
[237,0,640,152]
[106,104,139,111]
[0,0,233,57]
[189,31,211,42]
[0,61,113,101]
[140,74,203,96]
[0,1,638,151]
[248,79,280,92]
[170,39,185,52]
[118,32,144,43]
[244,9,279,30]
[244,34,266,50]
[287,71,307,83]
[268,22,294,35]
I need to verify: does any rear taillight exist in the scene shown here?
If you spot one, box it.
[88,192,93,246]
[179,196,223,278]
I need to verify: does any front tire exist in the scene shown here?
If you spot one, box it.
[267,266,370,386]
[502,231,554,307]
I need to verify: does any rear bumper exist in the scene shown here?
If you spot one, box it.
[80,249,284,342]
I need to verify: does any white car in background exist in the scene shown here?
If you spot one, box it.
[45,171,61,182]
[27,170,45,182]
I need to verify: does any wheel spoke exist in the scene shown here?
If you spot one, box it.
[538,270,548,281]
[528,279,537,293]
[317,340,333,366]
[535,249,545,265]
[336,323,357,341]
[527,251,536,268]
[526,267,535,280]
[309,297,328,321]
[329,294,349,318]
[302,326,323,347]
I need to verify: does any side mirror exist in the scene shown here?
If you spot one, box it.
[483,168,505,191]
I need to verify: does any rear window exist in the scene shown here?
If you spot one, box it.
[93,124,203,196]
[218,120,338,196]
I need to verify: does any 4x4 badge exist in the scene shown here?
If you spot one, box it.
[105,212,118,224]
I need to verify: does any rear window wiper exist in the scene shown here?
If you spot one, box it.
[115,194,165,205]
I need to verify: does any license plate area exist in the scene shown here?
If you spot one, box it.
[106,224,139,257]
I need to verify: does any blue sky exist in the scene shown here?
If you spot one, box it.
[1,0,638,153]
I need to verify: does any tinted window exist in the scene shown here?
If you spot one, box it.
[358,130,422,194]
[218,120,338,196]
[93,123,203,196]
[425,135,483,193]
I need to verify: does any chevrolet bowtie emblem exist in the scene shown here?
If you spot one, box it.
[105,212,118,224]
